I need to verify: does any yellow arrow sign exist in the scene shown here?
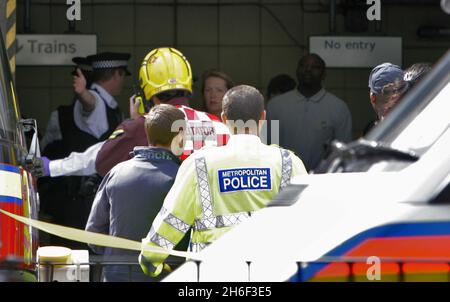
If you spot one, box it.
[0,209,202,260]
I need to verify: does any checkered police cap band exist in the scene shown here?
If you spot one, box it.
[92,60,128,69]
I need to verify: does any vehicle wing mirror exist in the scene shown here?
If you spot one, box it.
[17,119,44,177]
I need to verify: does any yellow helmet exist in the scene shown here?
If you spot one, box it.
[139,47,193,101]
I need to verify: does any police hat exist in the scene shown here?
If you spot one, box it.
[71,56,92,76]
[87,52,131,75]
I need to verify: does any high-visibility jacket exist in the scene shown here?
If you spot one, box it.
[139,134,307,277]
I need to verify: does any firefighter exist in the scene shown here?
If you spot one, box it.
[30,47,230,179]
[139,85,308,277]
[94,47,230,176]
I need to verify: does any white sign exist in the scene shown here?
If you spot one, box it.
[16,34,97,66]
[309,36,402,68]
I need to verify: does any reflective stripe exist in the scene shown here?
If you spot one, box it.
[139,253,159,274]
[195,157,215,222]
[92,60,128,69]
[193,150,292,232]
[160,207,191,234]
[149,227,175,250]
[194,211,252,231]
[279,148,292,190]
[189,242,210,253]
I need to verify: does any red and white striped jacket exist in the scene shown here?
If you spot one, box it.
[177,105,229,160]
[95,101,230,176]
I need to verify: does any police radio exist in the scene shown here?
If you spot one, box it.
[133,84,152,115]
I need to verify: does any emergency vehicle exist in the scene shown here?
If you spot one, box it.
[165,50,450,282]
[0,29,39,281]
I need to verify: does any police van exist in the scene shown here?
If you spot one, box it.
[165,49,450,282]
[0,29,40,281]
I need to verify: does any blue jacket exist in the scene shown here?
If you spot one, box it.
[85,146,180,281]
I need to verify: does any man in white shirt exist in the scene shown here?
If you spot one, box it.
[267,53,352,172]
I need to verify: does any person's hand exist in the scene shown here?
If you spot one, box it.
[163,263,173,273]
[73,68,87,95]
[129,94,142,120]
[25,156,50,178]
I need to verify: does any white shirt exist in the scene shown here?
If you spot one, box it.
[41,84,119,151]
[73,83,119,139]
[267,88,352,171]
[48,141,104,177]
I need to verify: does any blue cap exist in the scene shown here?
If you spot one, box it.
[368,63,404,94]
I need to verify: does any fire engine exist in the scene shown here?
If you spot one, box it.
[0,28,40,281]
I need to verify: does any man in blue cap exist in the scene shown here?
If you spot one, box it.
[368,62,405,120]
[362,62,408,136]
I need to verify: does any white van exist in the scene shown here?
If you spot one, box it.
[165,50,450,282]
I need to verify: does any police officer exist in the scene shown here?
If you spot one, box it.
[40,53,130,248]
[72,52,129,143]
[38,57,95,247]
[40,56,93,156]
[139,85,308,277]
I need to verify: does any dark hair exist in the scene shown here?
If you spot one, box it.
[267,74,296,98]
[92,68,125,83]
[155,90,190,102]
[201,70,234,94]
[404,63,432,87]
[144,104,186,147]
[222,85,264,123]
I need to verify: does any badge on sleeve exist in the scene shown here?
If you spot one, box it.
[218,168,272,193]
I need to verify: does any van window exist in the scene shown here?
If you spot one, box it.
[390,82,450,155]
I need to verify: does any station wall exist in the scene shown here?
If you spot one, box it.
[14,0,450,139]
